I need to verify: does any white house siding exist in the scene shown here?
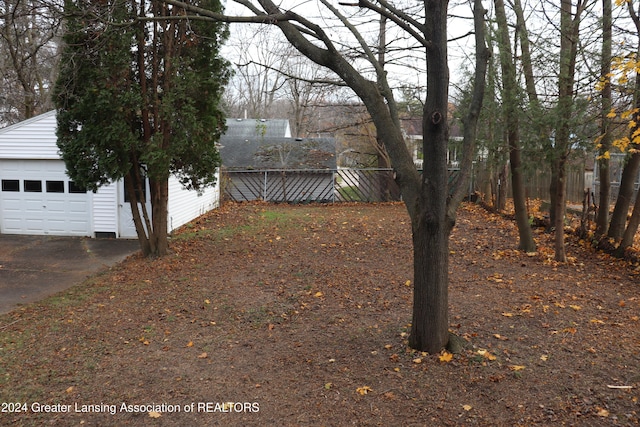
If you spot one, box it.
[0,111,221,238]
[92,183,119,236]
[167,170,220,232]
[0,111,59,159]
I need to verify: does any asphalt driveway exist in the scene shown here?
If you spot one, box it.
[0,235,139,314]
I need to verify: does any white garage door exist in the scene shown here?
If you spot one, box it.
[0,160,92,236]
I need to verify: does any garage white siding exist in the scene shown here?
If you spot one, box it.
[167,170,220,232]
[0,111,59,159]
[0,111,221,238]
[93,184,119,236]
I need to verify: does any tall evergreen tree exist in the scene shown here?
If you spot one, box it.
[54,0,231,256]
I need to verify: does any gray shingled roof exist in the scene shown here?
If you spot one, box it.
[219,136,336,170]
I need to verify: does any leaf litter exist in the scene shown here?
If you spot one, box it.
[0,201,639,426]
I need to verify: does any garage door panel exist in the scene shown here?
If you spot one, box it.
[0,160,91,236]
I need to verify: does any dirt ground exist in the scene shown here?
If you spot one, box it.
[1,202,639,426]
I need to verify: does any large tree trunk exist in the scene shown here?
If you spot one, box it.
[150,178,170,257]
[408,0,450,354]
[617,188,640,254]
[596,0,613,237]
[242,0,487,353]
[608,151,640,240]
[494,0,536,252]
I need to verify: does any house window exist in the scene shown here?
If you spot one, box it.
[46,181,65,193]
[69,181,87,193]
[24,180,42,192]
[1,180,19,192]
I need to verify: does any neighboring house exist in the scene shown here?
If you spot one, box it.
[224,118,292,139]
[219,130,337,202]
[0,111,220,238]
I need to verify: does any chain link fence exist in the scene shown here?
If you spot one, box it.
[222,168,402,203]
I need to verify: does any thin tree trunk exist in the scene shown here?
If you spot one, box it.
[553,0,584,262]
[596,0,613,237]
[494,0,536,252]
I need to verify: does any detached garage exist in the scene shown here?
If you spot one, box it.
[0,111,220,238]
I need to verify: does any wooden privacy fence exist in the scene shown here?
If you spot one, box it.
[222,168,403,203]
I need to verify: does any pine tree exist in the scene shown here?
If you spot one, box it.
[54,0,231,256]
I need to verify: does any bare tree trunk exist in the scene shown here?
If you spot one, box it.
[494,0,536,252]
[596,0,613,237]
[553,0,584,262]
[150,178,170,257]
[608,152,640,240]
[617,189,640,253]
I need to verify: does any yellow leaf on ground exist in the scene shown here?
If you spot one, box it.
[509,365,526,371]
[597,408,610,417]
[502,312,514,317]
[149,411,161,418]
[412,358,423,364]
[439,351,453,363]
[314,291,323,298]
[570,305,581,311]
[356,386,372,395]
[477,350,497,361]
[462,405,472,411]
[186,341,194,347]
[198,352,208,359]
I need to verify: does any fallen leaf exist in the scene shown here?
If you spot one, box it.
[186,341,194,347]
[439,351,453,363]
[197,352,208,359]
[324,382,332,390]
[412,358,423,364]
[65,386,74,393]
[596,408,609,417]
[204,299,210,304]
[569,305,581,311]
[509,365,526,371]
[477,349,497,361]
[314,291,323,298]
[590,319,605,324]
[462,404,472,411]
[356,386,372,395]
[149,411,161,418]
[540,355,549,361]
[493,334,508,341]
[502,312,514,317]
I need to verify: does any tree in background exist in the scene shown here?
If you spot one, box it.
[494,0,536,253]
[0,0,61,124]
[54,0,230,257]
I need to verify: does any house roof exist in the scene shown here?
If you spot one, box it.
[219,136,336,170]
[225,118,291,139]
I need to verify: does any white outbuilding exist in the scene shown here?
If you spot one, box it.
[0,111,220,238]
